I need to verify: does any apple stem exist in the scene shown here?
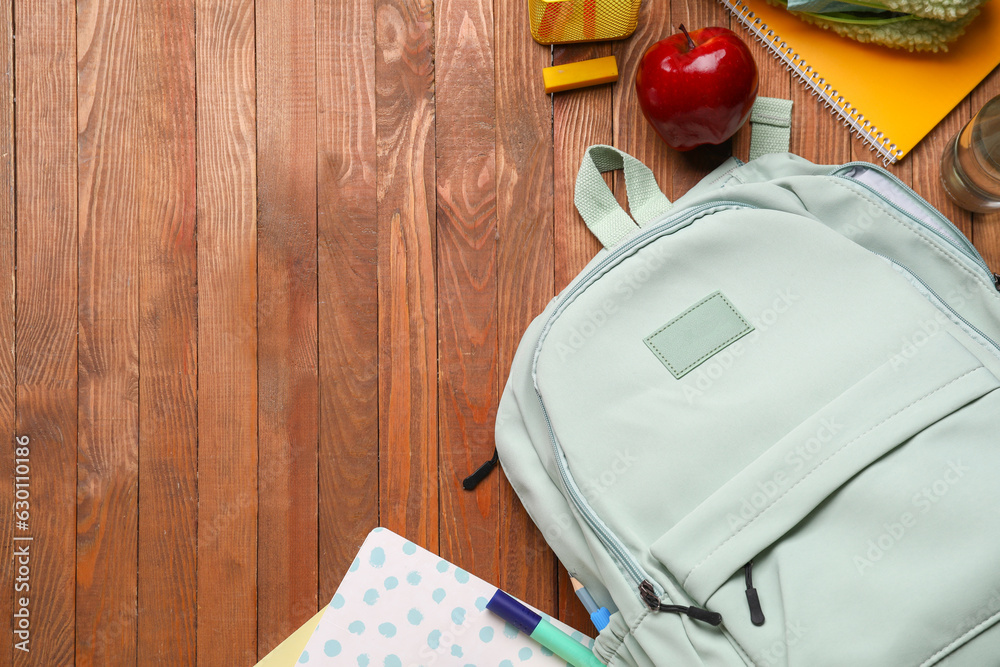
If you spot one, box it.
[678,24,696,51]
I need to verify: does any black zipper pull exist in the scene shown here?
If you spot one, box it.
[462,448,499,490]
[993,273,1000,292]
[744,561,766,626]
[639,580,723,626]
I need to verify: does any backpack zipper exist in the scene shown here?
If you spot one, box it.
[640,580,723,625]
[532,201,754,621]
[873,252,1000,361]
[832,163,997,288]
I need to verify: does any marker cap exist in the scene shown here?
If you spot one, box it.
[486,589,542,636]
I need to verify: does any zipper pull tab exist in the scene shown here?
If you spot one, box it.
[993,273,1000,292]
[638,580,723,626]
[744,561,765,626]
[462,448,499,490]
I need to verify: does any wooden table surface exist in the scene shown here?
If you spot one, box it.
[0,0,997,664]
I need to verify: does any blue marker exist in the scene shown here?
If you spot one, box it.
[486,589,605,667]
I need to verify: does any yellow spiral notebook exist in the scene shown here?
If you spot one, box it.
[721,0,1000,163]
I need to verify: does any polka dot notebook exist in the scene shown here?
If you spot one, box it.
[297,527,593,666]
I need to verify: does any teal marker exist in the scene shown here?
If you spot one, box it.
[486,589,605,667]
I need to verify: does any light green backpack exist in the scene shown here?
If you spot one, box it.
[495,128,1000,665]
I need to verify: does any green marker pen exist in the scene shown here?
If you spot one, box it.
[486,588,605,667]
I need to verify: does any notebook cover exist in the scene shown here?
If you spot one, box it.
[723,0,1000,161]
[296,527,594,666]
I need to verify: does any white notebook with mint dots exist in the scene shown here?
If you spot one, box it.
[297,527,594,666]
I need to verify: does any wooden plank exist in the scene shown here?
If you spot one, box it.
[435,0,500,582]
[316,0,380,604]
[196,0,258,663]
[0,0,14,661]
[790,82,850,166]
[255,0,319,655]
[553,43,610,291]
[13,0,78,663]
[135,1,198,663]
[494,0,558,618]
[75,0,139,663]
[375,0,439,551]
[971,68,1000,272]
[612,0,672,201]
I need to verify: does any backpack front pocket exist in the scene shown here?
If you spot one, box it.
[651,331,1000,666]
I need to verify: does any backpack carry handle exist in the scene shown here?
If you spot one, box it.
[574,145,672,249]
[748,97,793,161]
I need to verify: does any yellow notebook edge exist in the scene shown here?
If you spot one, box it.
[254,607,325,667]
[721,0,905,164]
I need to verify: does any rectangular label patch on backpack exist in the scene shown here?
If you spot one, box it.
[644,291,754,379]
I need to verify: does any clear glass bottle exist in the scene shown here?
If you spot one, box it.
[941,94,1000,213]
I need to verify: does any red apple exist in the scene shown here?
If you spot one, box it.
[635,25,758,151]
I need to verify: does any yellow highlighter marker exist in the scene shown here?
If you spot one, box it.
[543,55,618,94]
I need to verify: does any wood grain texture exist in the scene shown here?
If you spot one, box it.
[134,1,198,663]
[256,0,319,655]
[790,83,850,166]
[494,0,558,618]
[0,0,14,662]
[75,0,139,663]
[375,0,439,551]
[612,0,672,200]
[972,67,1000,271]
[435,0,500,582]
[316,0,380,604]
[13,0,78,663]
[196,1,258,664]
[4,0,1000,658]
[553,44,611,292]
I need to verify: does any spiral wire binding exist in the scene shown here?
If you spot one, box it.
[721,0,904,165]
